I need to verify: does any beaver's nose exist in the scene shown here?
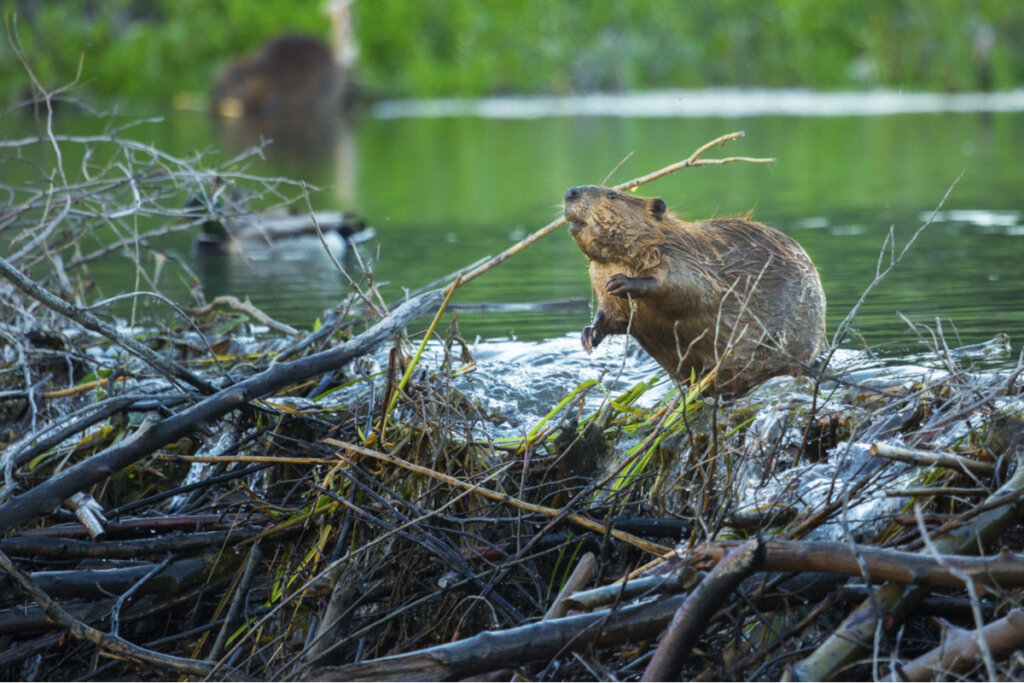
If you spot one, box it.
[565,186,583,202]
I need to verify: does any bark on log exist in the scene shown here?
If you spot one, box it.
[691,540,1024,591]
[643,538,764,681]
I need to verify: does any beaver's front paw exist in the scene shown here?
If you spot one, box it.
[581,325,605,353]
[606,273,656,298]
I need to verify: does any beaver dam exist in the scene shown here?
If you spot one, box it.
[3,107,1024,683]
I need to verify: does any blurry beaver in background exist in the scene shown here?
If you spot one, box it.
[564,185,827,395]
[211,35,350,119]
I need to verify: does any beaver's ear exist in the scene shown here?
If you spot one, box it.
[651,198,667,219]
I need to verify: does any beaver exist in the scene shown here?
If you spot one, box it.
[211,36,347,118]
[564,185,826,394]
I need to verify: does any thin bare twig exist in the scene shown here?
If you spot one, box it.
[448,131,772,290]
[0,549,215,677]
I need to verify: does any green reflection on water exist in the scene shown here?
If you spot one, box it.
[7,106,1024,351]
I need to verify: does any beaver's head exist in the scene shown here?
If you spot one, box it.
[211,58,269,116]
[564,185,667,263]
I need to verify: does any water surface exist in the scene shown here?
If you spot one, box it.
[7,90,1024,356]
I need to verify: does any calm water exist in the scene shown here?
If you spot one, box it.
[9,92,1024,356]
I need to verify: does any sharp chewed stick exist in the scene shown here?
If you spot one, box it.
[450,131,772,290]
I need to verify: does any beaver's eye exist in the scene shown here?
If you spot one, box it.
[606,191,619,200]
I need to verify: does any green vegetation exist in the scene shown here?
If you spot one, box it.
[2,0,1023,105]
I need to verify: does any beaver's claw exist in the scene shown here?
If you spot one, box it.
[581,325,605,353]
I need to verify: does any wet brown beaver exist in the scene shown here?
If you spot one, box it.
[564,185,826,394]
[211,36,347,118]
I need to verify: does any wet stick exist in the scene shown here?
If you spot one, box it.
[447,131,774,291]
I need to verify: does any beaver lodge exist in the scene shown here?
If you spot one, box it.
[2,101,1024,683]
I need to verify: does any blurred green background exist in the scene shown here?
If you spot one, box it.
[1,0,1022,105]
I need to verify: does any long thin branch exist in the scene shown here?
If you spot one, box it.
[449,131,772,290]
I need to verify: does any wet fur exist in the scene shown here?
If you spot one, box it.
[565,185,826,393]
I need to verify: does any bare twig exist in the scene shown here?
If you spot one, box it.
[0,255,217,394]
[0,549,215,677]
[449,131,772,290]
[870,442,995,475]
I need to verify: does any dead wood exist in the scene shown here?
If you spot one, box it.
[544,551,597,620]
[887,608,1024,681]
[0,289,442,536]
[0,553,236,602]
[565,561,693,611]
[789,449,1024,682]
[870,442,995,475]
[15,512,269,538]
[0,254,218,395]
[0,527,262,559]
[690,539,1024,591]
[642,538,765,681]
[209,541,263,662]
[307,590,691,682]
[0,549,217,677]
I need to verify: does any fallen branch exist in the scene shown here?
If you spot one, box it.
[0,528,263,559]
[0,555,229,603]
[545,551,597,621]
[643,538,765,681]
[789,449,1024,682]
[307,588,690,682]
[689,539,1024,591]
[0,549,215,677]
[887,608,1024,681]
[188,295,301,337]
